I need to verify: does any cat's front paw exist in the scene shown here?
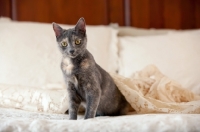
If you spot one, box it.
[69,117,77,120]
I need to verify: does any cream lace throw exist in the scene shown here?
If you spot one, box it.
[0,84,68,114]
[0,65,200,114]
[111,65,200,114]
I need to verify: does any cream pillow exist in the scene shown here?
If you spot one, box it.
[118,26,174,37]
[118,31,200,94]
[117,26,200,37]
[0,21,118,88]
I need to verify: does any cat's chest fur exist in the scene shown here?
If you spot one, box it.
[61,56,90,87]
[61,57,74,75]
[61,57,90,74]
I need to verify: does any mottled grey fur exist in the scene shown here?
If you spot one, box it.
[52,18,129,120]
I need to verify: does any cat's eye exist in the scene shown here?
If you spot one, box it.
[75,39,81,45]
[61,41,68,47]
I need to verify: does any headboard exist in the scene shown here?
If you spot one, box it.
[0,0,200,29]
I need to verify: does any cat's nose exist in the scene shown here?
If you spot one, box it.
[69,49,75,54]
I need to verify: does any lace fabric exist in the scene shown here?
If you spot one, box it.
[0,84,68,114]
[0,65,200,115]
[111,65,200,114]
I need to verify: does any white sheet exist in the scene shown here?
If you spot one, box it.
[0,108,200,132]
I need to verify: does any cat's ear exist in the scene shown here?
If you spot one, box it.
[52,22,63,38]
[75,17,86,33]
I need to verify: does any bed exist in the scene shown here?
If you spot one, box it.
[0,0,200,131]
[0,17,200,132]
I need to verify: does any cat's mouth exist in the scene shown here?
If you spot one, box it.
[68,53,77,58]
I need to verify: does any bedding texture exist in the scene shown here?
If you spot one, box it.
[0,65,200,114]
[0,84,68,114]
[0,18,200,131]
[1,107,200,132]
[0,18,200,114]
[112,65,200,114]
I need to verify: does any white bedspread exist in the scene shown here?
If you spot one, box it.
[0,107,200,132]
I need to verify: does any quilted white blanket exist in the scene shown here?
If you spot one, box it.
[0,108,200,132]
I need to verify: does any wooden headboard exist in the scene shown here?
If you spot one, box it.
[0,0,200,29]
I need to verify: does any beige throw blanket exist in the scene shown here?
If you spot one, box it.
[0,65,200,114]
[112,65,200,114]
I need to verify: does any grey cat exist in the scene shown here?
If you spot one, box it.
[52,17,129,120]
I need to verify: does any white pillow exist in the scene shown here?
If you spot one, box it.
[0,21,118,88]
[117,25,200,37]
[118,26,174,37]
[118,31,200,94]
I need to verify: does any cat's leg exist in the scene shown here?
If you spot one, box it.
[84,87,101,119]
[95,111,104,117]
[119,103,130,115]
[67,82,81,120]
